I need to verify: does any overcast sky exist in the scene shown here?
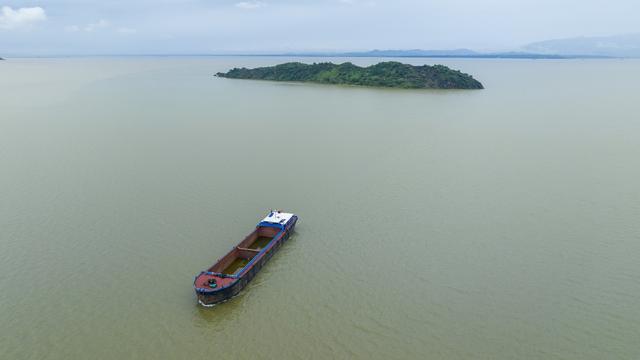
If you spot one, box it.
[1,0,639,55]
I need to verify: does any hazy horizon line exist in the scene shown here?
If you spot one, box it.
[2,52,632,59]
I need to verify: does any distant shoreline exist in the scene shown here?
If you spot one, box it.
[0,53,627,59]
[258,54,613,60]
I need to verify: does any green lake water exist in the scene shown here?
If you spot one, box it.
[249,236,273,250]
[1,57,639,359]
[222,258,250,276]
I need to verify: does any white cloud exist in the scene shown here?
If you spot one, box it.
[117,27,137,34]
[84,19,109,32]
[338,0,377,6]
[0,6,46,30]
[235,1,267,10]
[65,19,110,32]
[65,20,134,35]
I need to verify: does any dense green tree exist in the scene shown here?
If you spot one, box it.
[216,61,483,89]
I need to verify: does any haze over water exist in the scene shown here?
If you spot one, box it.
[1,57,640,359]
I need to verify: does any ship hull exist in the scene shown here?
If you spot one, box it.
[195,215,297,306]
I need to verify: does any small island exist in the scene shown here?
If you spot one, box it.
[216,61,483,89]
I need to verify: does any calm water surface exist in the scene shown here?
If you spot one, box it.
[1,57,640,359]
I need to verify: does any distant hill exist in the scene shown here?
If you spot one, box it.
[341,49,479,57]
[524,33,640,57]
[334,49,578,59]
[217,61,484,89]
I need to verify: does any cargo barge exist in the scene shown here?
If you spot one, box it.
[193,210,298,306]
